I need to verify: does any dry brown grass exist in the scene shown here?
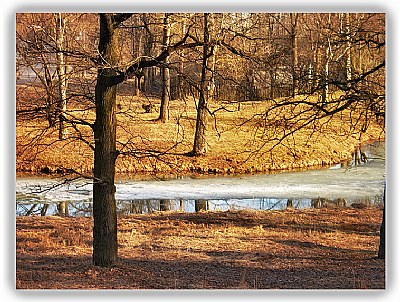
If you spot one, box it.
[16,88,385,176]
[16,207,385,289]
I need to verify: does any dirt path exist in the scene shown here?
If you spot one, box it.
[16,208,385,289]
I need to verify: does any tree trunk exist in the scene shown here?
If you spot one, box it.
[290,13,299,97]
[133,24,142,96]
[191,13,210,156]
[55,13,68,139]
[345,13,352,87]
[313,34,321,92]
[322,39,331,105]
[134,77,140,96]
[177,21,186,100]
[92,14,119,267]
[378,186,385,259]
[142,13,154,94]
[206,14,217,101]
[158,13,171,122]
[322,14,333,105]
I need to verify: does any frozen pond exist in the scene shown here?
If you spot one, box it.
[16,141,385,216]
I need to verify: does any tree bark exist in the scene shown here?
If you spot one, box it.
[191,13,210,156]
[290,13,299,97]
[158,13,172,122]
[177,21,186,100]
[133,22,142,96]
[55,13,68,139]
[378,186,385,259]
[92,14,120,267]
[345,13,352,87]
[322,37,331,105]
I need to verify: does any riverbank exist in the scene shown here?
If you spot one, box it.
[16,207,384,289]
[16,90,385,176]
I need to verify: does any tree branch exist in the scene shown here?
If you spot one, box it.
[111,27,199,85]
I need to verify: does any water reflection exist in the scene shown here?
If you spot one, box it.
[16,195,383,217]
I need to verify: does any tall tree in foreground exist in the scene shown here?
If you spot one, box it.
[92,13,196,266]
[92,13,128,267]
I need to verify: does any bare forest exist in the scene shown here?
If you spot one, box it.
[16,13,385,289]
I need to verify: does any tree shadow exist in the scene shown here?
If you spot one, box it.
[16,251,385,290]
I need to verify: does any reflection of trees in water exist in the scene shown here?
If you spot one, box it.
[17,194,383,217]
[17,199,167,216]
[310,196,383,209]
[17,202,54,216]
[311,197,346,208]
[117,200,159,215]
[195,200,208,212]
[17,200,92,217]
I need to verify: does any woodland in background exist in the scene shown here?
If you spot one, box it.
[16,13,385,162]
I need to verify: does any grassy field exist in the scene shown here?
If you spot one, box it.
[16,86,385,176]
[16,207,384,289]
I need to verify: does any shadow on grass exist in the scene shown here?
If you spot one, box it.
[16,250,385,290]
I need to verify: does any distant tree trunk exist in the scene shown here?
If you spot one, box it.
[269,68,276,99]
[290,13,299,97]
[134,77,140,96]
[132,26,142,96]
[378,186,385,259]
[191,13,210,156]
[312,33,321,92]
[55,13,68,139]
[321,38,331,105]
[207,14,218,101]
[345,13,352,87]
[177,20,186,100]
[92,13,120,267]
[158,13,171,122]
[178,60,185,99]
[142,13,154,94]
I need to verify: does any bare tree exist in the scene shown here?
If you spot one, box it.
[92,13,198,266]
